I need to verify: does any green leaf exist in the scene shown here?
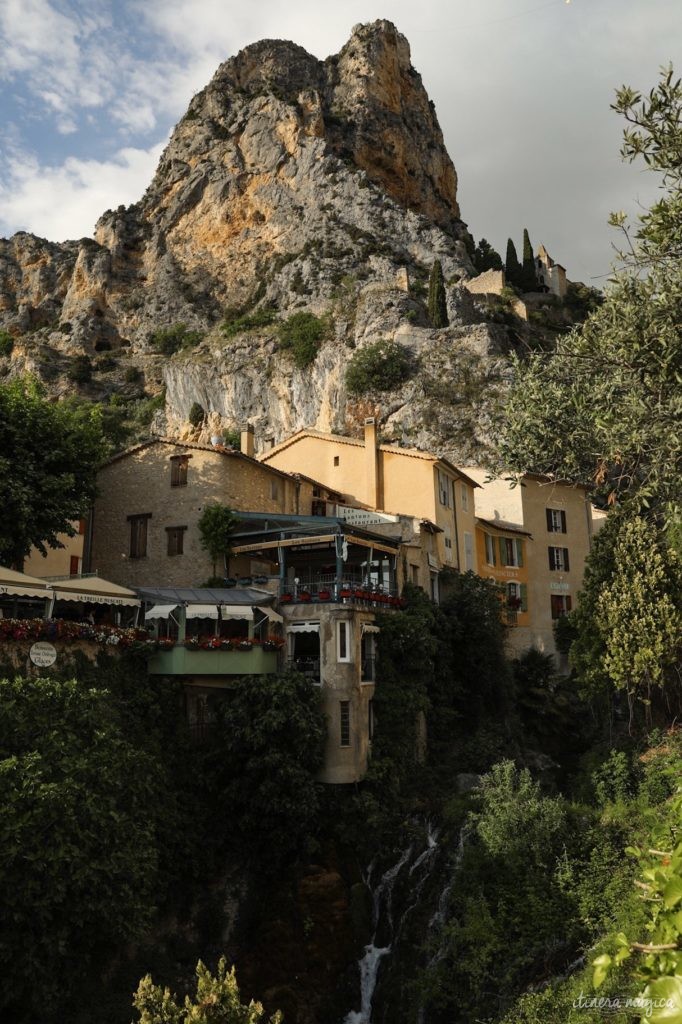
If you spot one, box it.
[642,976,682,1022]
[663,877,682,909]
[593,953,612,989]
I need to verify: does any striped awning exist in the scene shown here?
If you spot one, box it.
[145,604,178,620]
[186,604,219,620]
[220,605,254,621]
[287,621,320,633]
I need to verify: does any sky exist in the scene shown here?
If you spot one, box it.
[0,0,680,284]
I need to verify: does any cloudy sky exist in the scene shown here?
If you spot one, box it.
[0,0,679,283]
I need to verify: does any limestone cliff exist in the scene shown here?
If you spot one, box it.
[0,19,510,464]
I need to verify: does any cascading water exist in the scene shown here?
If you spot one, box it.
[343,844,413,1024]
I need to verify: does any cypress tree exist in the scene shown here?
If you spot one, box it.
[521,228,538,292]
[427,259,449,328]
[505,238,522,289]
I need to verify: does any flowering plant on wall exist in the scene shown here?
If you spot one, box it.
[0,618,150,647]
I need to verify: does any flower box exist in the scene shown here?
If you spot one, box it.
[339,589,352,600]
[318,589,331,601]
[299,591,312,603]
[237,640,253,651]
[281,593,293,603]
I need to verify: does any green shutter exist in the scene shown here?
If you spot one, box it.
[520,583,528,612]
[515,539,524,567]
[498,536,507,566]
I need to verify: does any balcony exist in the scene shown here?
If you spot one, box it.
[147,643,279,677]
[278,573,404,609]
[288,656,321,682]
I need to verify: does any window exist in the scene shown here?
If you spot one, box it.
[78,518,86,535]
[166,525,187,556]
[548,546,570,571]
[340,701,351,747]
[69,555,80,576]
[462,532,473,573]
[461,483,469,512]
[270,479,279,501]
[444,527,453,562]
[551,594,572,619]
[128,513,151,558]
[337,620,352,662]
[333,456,340,467]
[499,537,524,567]
[437,469,451,507]
[485,533,497,566]
[411,564,420,585]
[430,572,439,602]
[507,582,528,611]
[546,508,567,533]
[170,455,189,487]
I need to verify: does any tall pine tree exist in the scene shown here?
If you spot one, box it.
[427,259,449,328]
[521,228,538,292]
[473,239,504,273]
[505,238,523,289]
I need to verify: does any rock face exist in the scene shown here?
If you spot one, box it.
[0,19,510,464]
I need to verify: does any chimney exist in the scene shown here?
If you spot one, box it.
[240,424,255,458]
[364,418,381,509]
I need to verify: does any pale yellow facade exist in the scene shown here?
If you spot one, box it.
[25,521,85,578]
[260,422,479,589]
[465,469,594,657]
[89,439,329,588]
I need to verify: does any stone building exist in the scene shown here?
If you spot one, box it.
[536,244,568,298]
[88,434,339,588]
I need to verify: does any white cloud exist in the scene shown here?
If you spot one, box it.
[0,141,166,241]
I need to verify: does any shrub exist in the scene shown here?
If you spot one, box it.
[345,340,413,395]
[222,306,276,338]
[124,366,143,384]
[277,311,329,368]
[188,401,205,427]
[68,355,93,383]
[0,330,13,357]
[149,323,203,356]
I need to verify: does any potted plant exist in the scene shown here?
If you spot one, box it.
[237,638,253,651]
[281,593,293,603]
[339,586,352,600]
[299,590,312,603]
[318,588,331,601]
[184,636,199,648]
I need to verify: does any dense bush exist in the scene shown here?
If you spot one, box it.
[188,401,205,427]
[149,323,203,356]
[277,311,329,368]
[201,671,325,868]
[0,329,14,357]
[222,306,276,338]
[345,339,413,394]
[68,354,93,383]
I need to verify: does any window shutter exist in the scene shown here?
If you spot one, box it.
[515,539,524,567]
[548,547,555,570]
[499,537,507,566]
[566,595,573,612]
[546,508,553,531]
[564,549,570,571]
[520,583,528,612]
[561,510,567,533]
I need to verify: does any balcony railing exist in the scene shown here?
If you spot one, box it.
[278,573,403,609]
[288,656,321,682]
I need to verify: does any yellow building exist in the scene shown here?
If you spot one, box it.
[24,520,86,578]
[475,518,531,630]
[89,434,339,589]
[260,420,480,594]
[465,468,594,657]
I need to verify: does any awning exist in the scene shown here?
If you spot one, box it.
[220,605,254,621]
[51,575,140,607]
[186,604,219,620]
[145,604,178,620]
[362,623,381,635]
[258,606,283,624]
[287,622,320,634]
[0,566,52,600]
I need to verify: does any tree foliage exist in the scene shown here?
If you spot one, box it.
[472,238,504,274]
[198,504,239,576]
[0,673,166,1019]
[505,238,523,288]
[133,957,281,1024]
[521,227,538,292]
[427,259,449,327]
[201,671,325,868]
[0,377,105,567]
[501,66,682,520]
[345,339,413,395]
[568,516,682,714]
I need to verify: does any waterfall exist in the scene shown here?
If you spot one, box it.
[343,843,413,1024]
